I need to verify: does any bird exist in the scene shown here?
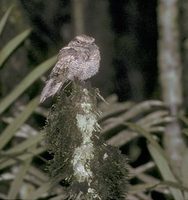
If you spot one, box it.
[40,34,101,103]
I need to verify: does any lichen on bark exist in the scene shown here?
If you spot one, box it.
[45,82,129,199]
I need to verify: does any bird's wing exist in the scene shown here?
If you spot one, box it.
[40,79,62,103]
[40,47,77,103]
[50,47,78,78]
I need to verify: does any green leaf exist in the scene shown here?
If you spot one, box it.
[130,183,159,193]
[124,122,167,159]
[28,178,61,199]
[161,181,188,192]
[0,56,56,114]
[179,114,188,126]
[7,146,35,199]
[181,150,188,198]
[28,182,52,200]
[182,128,188,137]
[130,181,188,194]
[4,133,43,155]
[0,6,13,36]
[0,29,31,67]
[148,144,184,200]
[0,97,39,150]
[0,147,45,170]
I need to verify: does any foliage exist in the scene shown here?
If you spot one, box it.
[0,7,55,200]
[0,6,188,200]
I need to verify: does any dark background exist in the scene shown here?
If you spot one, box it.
[0,1,188,199]
[0,0,158,102]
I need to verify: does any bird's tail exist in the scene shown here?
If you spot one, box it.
[40,79,62,103]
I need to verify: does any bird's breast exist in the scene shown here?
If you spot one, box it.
[68,56,100,81]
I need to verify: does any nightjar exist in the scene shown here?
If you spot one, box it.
[40,35,100,103]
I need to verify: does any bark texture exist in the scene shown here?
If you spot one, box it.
[180,0,188,110]
[158,0,186,178]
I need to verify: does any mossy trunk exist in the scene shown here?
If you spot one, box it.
[45,82,129,199]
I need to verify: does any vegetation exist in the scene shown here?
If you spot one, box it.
[0,1,188,200]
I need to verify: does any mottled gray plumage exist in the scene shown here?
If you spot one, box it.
[40,35,100,103]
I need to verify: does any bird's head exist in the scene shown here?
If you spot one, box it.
[68,34,95,47]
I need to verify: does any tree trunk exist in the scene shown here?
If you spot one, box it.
[180,0,188,110]
[158,0,186,178]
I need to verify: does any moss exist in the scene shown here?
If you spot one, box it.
[90,139,129,200]
[44,83,129,199]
